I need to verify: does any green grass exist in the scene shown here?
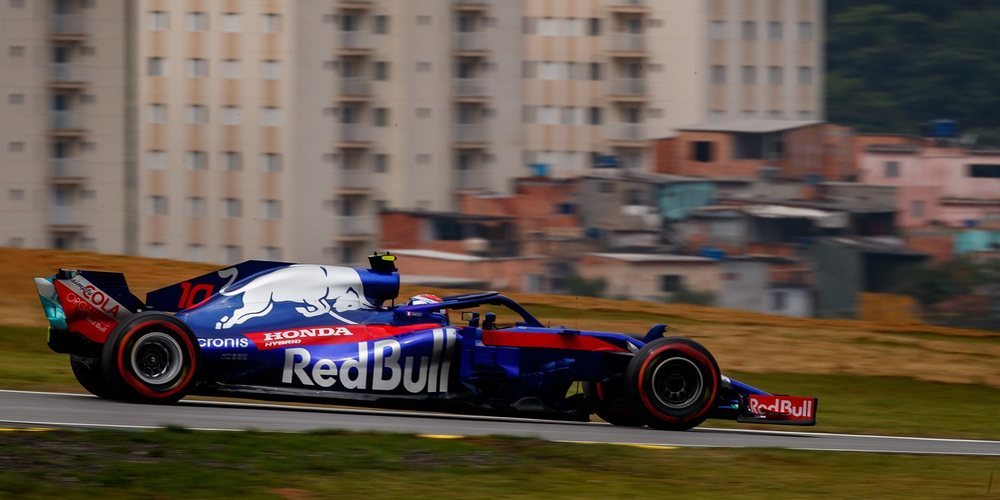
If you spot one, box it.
[0,428,996,498]
[1,325,997,440]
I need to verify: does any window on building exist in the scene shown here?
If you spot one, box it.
[416,107,431,118]
[146,243,166,258]
[374,61,389,80]
[186,58,208,78]
[260,59,280,80]
[798,21,814,40]
[148,11,169,30]
[262,13,282,33]
[261,106,280,126]
[589,62,602,81]
[968,164,1000,178]
[709,20,726,39]
[911,200,925,218]
[9,0,25,8]
[416,15,431,26]
[710,65,726,84]
[374,15,389,34]
[147,103,166,123]
[8,189,25,201]
[7,93,24,104]
[660,275,683,293]
[220,105,240,125]
[7,141,24,152]
[588,107,603,125]
[598,181,614,194]
[222,198,242,218]
[186,150,207,170]
[147,57,166,76]
[262,153,282,172]
[768,66,783,84]
[798,66,813,84]
[263,246,282,261]
[884,161,900,178]
[741,21,756,40]
[146,150,166,169]
[416,61,431,72]
[187,196,206,217]
[8,45,25,57]
[373,107,389,127]
[187,12,208,32]
[374,154,389,173]
[693,141,714,162]
[221,59,241,78]
[187,244,205,262]
[222,152,241,171]
[148,195,168,215]
[261,200,282,219]
[768,21,782,40]
[186,104,208,124]
[773,290,787,311]
[221,13,241,32]
[741,65,757,84]
[223,245,242,263]
[588,18,601,36]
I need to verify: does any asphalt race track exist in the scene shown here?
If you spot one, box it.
[1,390,997,456]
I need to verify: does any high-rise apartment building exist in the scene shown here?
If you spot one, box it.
[2,0,823,265]
[0,0,136,253]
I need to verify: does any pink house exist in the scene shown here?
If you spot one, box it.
[857,137,1000,228]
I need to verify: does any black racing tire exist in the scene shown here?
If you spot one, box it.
[584,380,644,427]
[70,354,120,400]
[625,337,720,431]
[101,312,200,404]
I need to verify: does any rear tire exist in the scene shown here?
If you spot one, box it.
[70,355,119,399]
[626,337,720,431]
[101,312,200,404]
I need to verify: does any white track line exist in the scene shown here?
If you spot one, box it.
[2,389,997,446]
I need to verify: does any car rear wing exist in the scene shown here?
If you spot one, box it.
[33,269,144,345]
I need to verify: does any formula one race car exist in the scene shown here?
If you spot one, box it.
[34,253,816,431]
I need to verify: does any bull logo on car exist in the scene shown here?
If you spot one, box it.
[214,265,375,329]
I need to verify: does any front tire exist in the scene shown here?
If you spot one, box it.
[626,337,720,431]
[101,312,199,404]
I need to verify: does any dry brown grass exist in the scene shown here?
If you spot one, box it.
[4,248,997,387]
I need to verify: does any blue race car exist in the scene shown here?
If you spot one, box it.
[34,253,817,430]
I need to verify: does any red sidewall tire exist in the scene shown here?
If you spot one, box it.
[626,337,720,430]
[101,313,199,404]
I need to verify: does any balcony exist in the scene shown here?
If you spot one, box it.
[50,15,86,39]
[337,31,372,55]
[50,63,87,88]
[338,124,372,148]
[338,77,373,100]
[453,32,489,54]
[337,168,373,192]
[50,158,86,182]
[338,0,373,10]
[455,168,489,191]
[337,215,377,237]
[607,33,646,56]
[604,0,649,14]
[608,78,646,100]
[49,111,85,136]
[452,78,488,100]
[606,122,645,146]
[48,206,87,228]
[453,124,488,146]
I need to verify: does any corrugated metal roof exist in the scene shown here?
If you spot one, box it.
[587,253,715,263]
[678,119,822,134]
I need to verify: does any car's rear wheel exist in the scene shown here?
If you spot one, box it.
[626,337,720,431]
[70,354,119,400]
[101,312,199,404]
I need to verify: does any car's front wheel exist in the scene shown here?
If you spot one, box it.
[101,312,199,404]
[626,337,720,431]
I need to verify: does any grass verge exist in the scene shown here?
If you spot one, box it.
[0,428,997,499]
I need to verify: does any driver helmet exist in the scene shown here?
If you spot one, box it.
[405,294,448,321]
